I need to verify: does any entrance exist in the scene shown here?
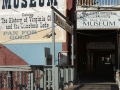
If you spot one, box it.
[76,30,119,82]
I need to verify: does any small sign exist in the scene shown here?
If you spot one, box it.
[87,42,115,49]
[54,13,73,34]
[58,52,68,65]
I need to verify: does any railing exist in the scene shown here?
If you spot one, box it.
[0,65,76,90]
[0,65,32,90]
[43,65,76,90]
[59,65,77,89]
[77,0,120,6]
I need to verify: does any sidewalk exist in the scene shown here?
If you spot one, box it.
[64,83,119,90]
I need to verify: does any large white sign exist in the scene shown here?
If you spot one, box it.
[77,11,120,29]
[0,0,66,43]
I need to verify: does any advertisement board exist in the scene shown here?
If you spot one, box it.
[0,0,66,44]
[77,11,120,29]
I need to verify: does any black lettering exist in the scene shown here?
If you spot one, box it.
[83,22,88,26]
[103,21,108,26]
[47,15,51,21]
[100,21,103,26]
[14,0,19,8]
[29,0,36,7]
[21,0,27,8]
[47,0,58,6]
[109,21,115,26]
[2,0,11,9]
[39,0,44,7]
[90,22,94,26]
[94,22,98,26]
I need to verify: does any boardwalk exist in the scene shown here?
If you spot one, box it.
[66,83,119,90]
[65,64,119,90]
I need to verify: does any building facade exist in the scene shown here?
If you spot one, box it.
[76,0,120,77]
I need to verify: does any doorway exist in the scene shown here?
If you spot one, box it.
[76,30,118,82]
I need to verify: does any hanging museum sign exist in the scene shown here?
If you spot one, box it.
[0,0,66,44]
[86,42,115,49]
[54,13,73,34]
[77,11,120,29]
